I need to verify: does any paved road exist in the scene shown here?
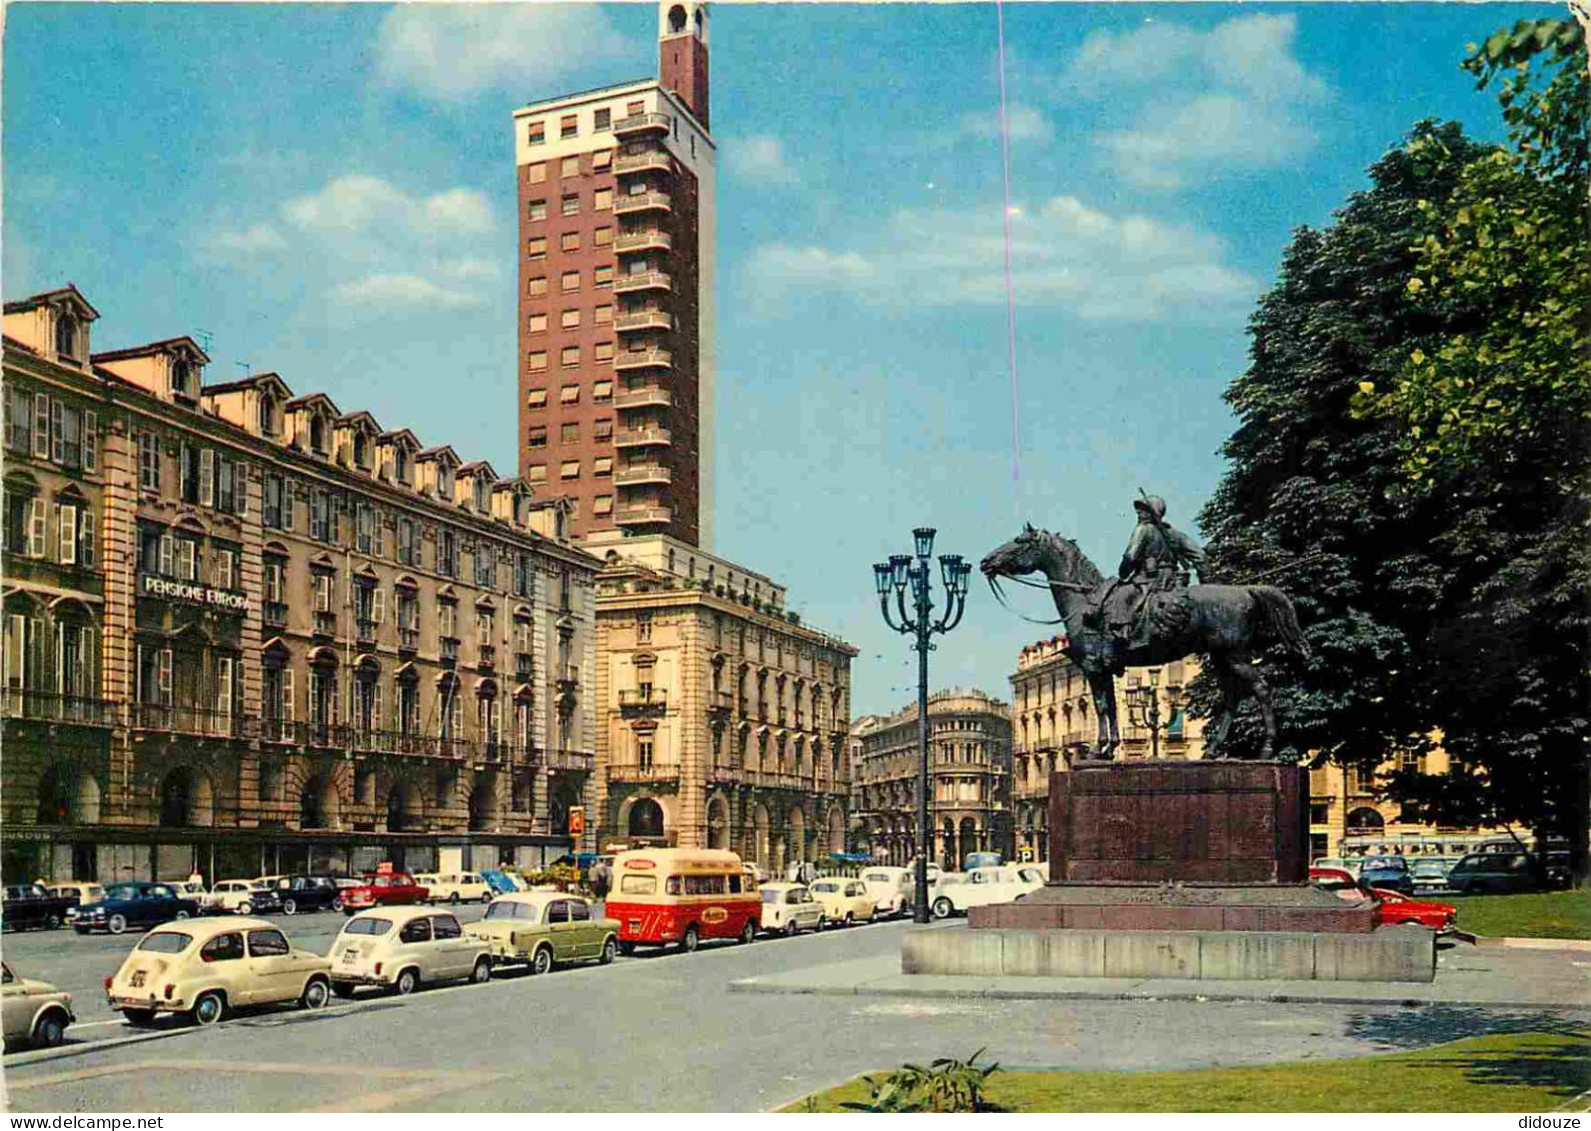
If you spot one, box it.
[6,915,1574,1112]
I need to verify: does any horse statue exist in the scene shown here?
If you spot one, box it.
[980,524,1309,760]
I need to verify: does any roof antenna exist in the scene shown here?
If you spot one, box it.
[194,328,214,354]
[235,361,253,378]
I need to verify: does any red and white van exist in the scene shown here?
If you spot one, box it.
[606,849,759,953]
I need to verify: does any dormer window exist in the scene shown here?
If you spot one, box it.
[438,467,454,500]
[310,415,327,455]
[473,477,489,512]
[353,433,370,470]
[258,394,277,437]
[171,358,197,401]
[55,313,78,361]
[395,449,409,485]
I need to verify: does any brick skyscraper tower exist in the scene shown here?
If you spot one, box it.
[514,1,715,548]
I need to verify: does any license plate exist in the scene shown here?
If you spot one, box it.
[118,997,149,1009]
[628,919,641,931]
[342,949,359,964]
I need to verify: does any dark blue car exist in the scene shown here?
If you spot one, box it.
[70,881,203,936]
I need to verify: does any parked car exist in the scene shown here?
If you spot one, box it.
[72,882,202,935]
[1410,859,1453,893]
[963,851,1002,871]
[467,891,620,975]
[1446,850,1543,895]
[206,880,283,916]
[342,872,429,914]
[106,917,332,1027]
[929,866,1047,920]
[478,869,524,896]
[859,867,914,918]
[50,882,106,911]
[329,906,492,996]
[1309,867,1458,931]
[1311,857,1362,878]
[414,872,492,905]
[172,880,209,902]
[757,882,826,936]
[2,962,74,1049]
[1357,863,1415,896]
[3,884,75,931]
[267,875,344,915]
[808,878,877,926]
[898,862,945,915]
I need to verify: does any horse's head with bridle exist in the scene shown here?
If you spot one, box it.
[980,524,1102,612]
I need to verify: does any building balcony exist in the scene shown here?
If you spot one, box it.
[614,463,671,486]
[259,717,304,745]
[614,149,674,175]
[615,230,672,254]
[742,768,815,791]
[614,386,672,411]
[545,748,595,773]
[614,348,672,372]
[613,191,672,217]
[313,611,337,637]
[614,427,672,449]
[514,654,534,682]
[615,309,673,332]
[708,690,733,717]
[557,665,580,693]
[130,703,245,738]
[263,602,289,630]
[613,271,672,296]
[614,505,673,527]
[440,637,460,663]
[612,112,671,138]
[437,736,473,761]
[3,690,117,727]
[398,627,420,653]
[478,643,496,669]
[355,618,379,646]
[617,688,667,717]
[606,763,680,785]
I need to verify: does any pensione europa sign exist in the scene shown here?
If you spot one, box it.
[139,574,251,613]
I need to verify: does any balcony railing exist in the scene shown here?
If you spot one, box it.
[614,348,672,371]
[263,602,289,630]
[130,703,245,738]
[617,689,667,718]
[606,763,680,784]
[557,665,580,692]
[356,618,379,645]
[313,611,337,637]
[478,643,496,668]
[440,637,459,662]
[614,150,674,175]
[613,191,672,216]
[612,112,670,137]
[514,654,534,682]
[708,690,733,715]
[614,428,672,449]
[614,505,673,526]
[545,748,595,772]
[741,768,817,791]
[615,230,672,254]
[2,690,117,726]
[614,386,673,411]
[398,627,420,652]
[614,464,672,486]
[259,717,304,745]
[613,271,672,295]
[615,309,673,332]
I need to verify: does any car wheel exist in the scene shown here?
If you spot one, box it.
[238,901,253,916]
[785,920,800,937]
[449,892,461,905]
[282,899,298,916]
[681,925,700,953]
[815,916,827,932]
[481,892,493,904]
[33,1009,68,1048]
[173,910,190,920]
[739,919,756,945]
[471,957,492,984]
[600,937,618,965]
[531,947,553,976]
[44,913,62,930]
[190,991,226,1027]
[300,977,330,1010]
[107,913,128,935]
[844,912,854,927]
[932,897,955,920]
[122,1008,158,1028]
[393,968,420,996]
[332,897,344,913]
[331,982,356,999]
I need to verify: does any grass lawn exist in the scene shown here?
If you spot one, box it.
[783,1030,1591,1113]
[1445,892,1591,940]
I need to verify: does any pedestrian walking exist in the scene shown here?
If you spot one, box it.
[589,858,612,903]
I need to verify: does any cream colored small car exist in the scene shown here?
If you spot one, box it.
[414,872,492,905]
[206,879,278,915]
[107,917,331,1027]
[2,962,74,1048]
[757,882,826,936]
[808,878,877,926]
[329,906,492,997]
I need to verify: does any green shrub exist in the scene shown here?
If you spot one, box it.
[841,1049,1004,1113]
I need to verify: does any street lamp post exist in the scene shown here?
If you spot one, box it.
[1124,668,1182,761]
[874,528,971,924]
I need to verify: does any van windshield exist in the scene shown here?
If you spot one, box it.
[619,875,657,896]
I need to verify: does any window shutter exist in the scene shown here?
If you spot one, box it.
[159,534,174,577]
[373,682,384,734]
[27,498,47,558]
[282,480,295,529]
[180,445,194,500]
[84,411,98,472]
[79,510,95,567]
[31,393,49,458]
[373,587,386,624]
[234,461,248,516]
[373,509,385,558]
[199,449,215,506]
[57,504,77,564]
[218,658,234,717]
[50,399,65,463]
[158,648,174,704]
[54,623,66,696]
[284,668,296,721]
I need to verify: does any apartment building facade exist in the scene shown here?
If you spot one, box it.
[2,285,600,885]
[514,1,715,547]
[851,689,1014,868]
[590,533,856,869]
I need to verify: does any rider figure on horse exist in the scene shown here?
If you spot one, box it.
[1102,493,1206,655]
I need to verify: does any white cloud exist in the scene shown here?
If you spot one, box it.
[748,196,1257,323]
[1060,14,1328,189]
[200,223,288,256]
[374,5,633,104]
[726,135,799,186]
[424,188,493,235]
[283,175,492,240]
[441,257,498,281]
[334,273,482,308]
[956,104,1052,143]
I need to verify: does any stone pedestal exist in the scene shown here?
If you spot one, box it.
[1049,760,1307,885]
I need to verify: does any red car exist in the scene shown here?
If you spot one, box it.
[341,872,429,915]
[1310,866,1456,931]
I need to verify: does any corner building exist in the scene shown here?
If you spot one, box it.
[2,286,600,884]
[851,690,1014,869]
[515,1,715,548]
[589,533,856,869]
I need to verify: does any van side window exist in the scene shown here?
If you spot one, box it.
[665,877,682,896]
[619,875,656,895]
[728,875,742,894]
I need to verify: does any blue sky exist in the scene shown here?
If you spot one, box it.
[3,2,1553,715]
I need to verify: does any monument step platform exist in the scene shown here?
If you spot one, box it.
[969,883,1374,934]
[903,924,1436,983]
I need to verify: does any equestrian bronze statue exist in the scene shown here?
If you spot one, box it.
[980,508,1309,761]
